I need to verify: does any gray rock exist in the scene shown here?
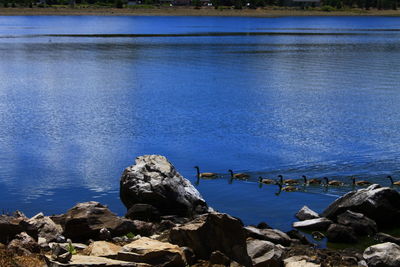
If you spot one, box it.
[374,232,400,245]
[322,184,400,227]
[292,218,332,231]
[120,155,210,218]
[337,210,377,236]
[363,242,400,267]
[7,232,40,256]
[60,201,136,241]
[326,224,358,243]
[246,238,283,267]
[295,206,320,221]
[28,212,63,243]
[169,212,252,267]
[245,226,292,246]
[51,243,72,263]
[284,256,320,267]
[286,230,313,246]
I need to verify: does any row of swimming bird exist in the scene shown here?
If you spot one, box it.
[193,166,400,191]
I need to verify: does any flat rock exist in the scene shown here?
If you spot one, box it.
[83,241,122,258]
[247,238,283,267]
[169,212,252,266]
[292,218,332,231]
[363,242,400,267]
[118,237,186,266]
[337,210,377,236]
[295,206,320,221]
[284,256,320,267]
[45,255,143,266]
[245,226,292,246]
[322,184,400,227]
[120,155,210,218]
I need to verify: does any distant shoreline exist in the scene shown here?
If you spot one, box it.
[1,7,400,17]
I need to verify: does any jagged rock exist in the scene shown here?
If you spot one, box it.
[292,218,332,231]
[117,237,186,266]
[245,226,292,246]
[295,206,320,221]
[169,212,252,266]
[286,230,313,246]
[120,155,210,218]
[125,204,161,222]
[7,232,40,255]
[45,255,140,267]
[83,241,121,258]
[374,232,400,245]
[28,212,63,243]
[60,201,136,241]
[51,243,72,263]
[246,238,283,267]
[0,214,38,244]
[336,210,377,236]
[363,242,400,267]
[284,256,320,267]
[181,246,196,266]
[99,228,112,241]
[322,184,400,227]
[326,224,358,243]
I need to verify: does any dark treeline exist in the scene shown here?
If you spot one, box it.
[1,0,399,10]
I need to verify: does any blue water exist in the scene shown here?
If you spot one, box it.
[1,16,400,231]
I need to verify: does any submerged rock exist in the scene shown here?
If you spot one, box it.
[169,212,252,266]
[295,206,320,221]
[363,242,400,267]
[120,155,210,219]
[60,201,135,241]
[322,184,400,227]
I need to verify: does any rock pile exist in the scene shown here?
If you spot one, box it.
[1,155,400,267]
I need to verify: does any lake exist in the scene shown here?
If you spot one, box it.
[0,15,400,233]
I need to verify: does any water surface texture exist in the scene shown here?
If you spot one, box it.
[1,16,400,231]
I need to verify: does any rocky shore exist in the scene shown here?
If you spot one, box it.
[1,155,400,267]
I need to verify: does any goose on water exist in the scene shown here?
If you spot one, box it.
[302,175,321,185]
[258,176,276,184]
[323,177,344,186]
[228,169,250,180]
[387,175,400,186]
[194,166,216,178]
[350,176,371,186]
[278,175,299,185]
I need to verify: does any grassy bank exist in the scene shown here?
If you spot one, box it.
[1,6,400,16]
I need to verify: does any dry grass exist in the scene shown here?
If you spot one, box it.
[0,249,45,267]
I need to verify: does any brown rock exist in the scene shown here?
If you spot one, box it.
[83,241,122,258]
[169,212,252,267]
[246,238,283,267]
[7,232,40,256]
[117,237,186,266]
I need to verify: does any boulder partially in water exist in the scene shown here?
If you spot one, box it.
[322,184,400,227]
[295,206,320,221]
[120,155,210,219]
[336,210,377,236]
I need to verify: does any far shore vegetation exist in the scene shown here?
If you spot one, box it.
[1,0,400,16]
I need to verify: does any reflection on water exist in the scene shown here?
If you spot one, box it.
[0,16,400,230]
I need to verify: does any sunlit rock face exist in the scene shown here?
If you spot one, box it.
[120,155,210,219]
